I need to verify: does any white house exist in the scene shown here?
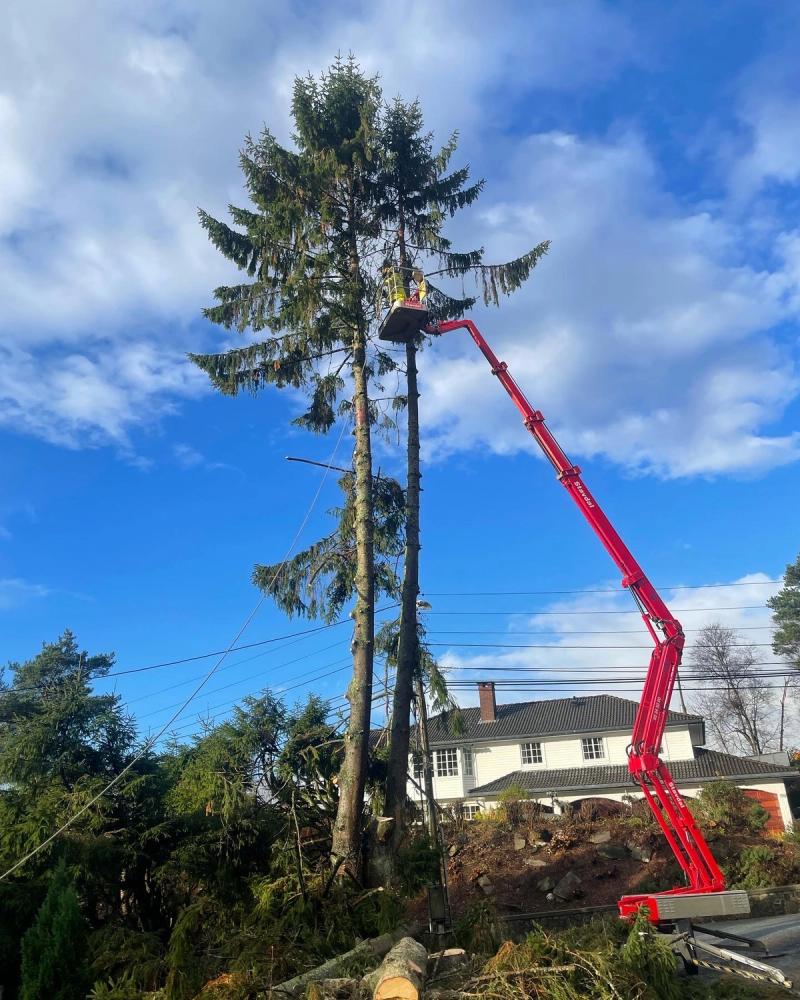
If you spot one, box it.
[406,683,797,831]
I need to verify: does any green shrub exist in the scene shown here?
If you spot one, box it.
[733,845,779,889]
[695,781,753,834]
[747,802,770,832]
[497,784,530,827]
[20,862,89,1000]
[453,899,504,955]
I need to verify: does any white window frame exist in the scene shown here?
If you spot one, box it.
[581,736,606,761]
[462,746,475,778]
[463,803,481,820]
[412,752,423,780]
[520,741,544,766]
[435,747,459,777]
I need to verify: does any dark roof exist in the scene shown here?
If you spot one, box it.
[470,747,798,796]
[421,694,702,746]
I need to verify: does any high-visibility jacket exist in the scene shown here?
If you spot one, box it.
[385,269,406,305]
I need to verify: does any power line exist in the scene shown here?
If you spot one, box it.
[423,580,782,597]
[7,604,400,696]
[426,626,774,635]
[446,660,790,672]
[423,606,767,616]
[0,419,349,882]
[428,641,778,650]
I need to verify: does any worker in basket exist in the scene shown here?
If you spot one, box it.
[378,263,430,342]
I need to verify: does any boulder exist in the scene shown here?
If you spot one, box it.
[524,858,548,868]
[596,841,629,861]
[477,875,494,895]
[627,842,653,863]
[448,843,459,858]
[588,829,611,845]
[537,876,556,893]
[552,870,581,901]
[513,835,527,851]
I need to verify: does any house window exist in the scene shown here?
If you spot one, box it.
[463,804,481,820]
[435,747,459,777]
[521,741,543,766]
[462,747,474,777]
[582,737,605,761]
[412,752,423,780]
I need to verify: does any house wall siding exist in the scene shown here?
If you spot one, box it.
[407,724,698,803]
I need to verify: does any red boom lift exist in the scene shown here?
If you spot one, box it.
[382,315,752,926]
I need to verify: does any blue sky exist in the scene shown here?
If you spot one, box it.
[1,1,798,741]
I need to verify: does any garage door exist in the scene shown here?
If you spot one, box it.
[743,789,784,833]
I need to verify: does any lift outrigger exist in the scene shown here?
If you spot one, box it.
[379,309,795,990]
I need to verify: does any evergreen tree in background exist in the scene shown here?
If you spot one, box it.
[20,862,88,1000]
[376,98,549,856]
[191,58,385,879]
[769,552,800,671]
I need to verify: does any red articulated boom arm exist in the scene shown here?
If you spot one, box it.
[432,318,726,922]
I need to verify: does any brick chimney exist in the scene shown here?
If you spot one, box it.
[478,681,497,723]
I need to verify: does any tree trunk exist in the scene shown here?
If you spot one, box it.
[363,936,428,1000]
[386,340,421,852]
[415,676,438,843]
[331,323,375,881]
[386,221,422,856]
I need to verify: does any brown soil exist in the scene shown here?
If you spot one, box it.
[439,817,668,920]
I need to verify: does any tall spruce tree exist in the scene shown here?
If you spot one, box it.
[376,98,549,853]
[190,59,386,879]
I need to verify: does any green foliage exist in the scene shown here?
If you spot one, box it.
[768,552,800,668]
[476,916,678,1000]
[497,784,531,827]
[253,473,405,621]
[733,845,779,888]
[693,780,760,834]
[20,862,89,1000]
[619,910,679,1000]
[88,974,143,1000]
[88,925,165,992]
[393,834,440,895]
[453,898,504,955]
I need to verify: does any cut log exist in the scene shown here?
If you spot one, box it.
[363,936,428,1000]
[273,923,419,997]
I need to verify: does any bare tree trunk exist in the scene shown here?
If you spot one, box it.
[386,345,421,854]
[331,322,375,882]
[386,222,422,856]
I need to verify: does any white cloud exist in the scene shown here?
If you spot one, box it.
[437,572,781,709]
[0,577,51,610]
[0,341,205,449]
[419,130,800,477]
[0,1,644,453]
[0,1,798,478]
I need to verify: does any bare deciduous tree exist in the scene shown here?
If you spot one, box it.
[689,623,777,755]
